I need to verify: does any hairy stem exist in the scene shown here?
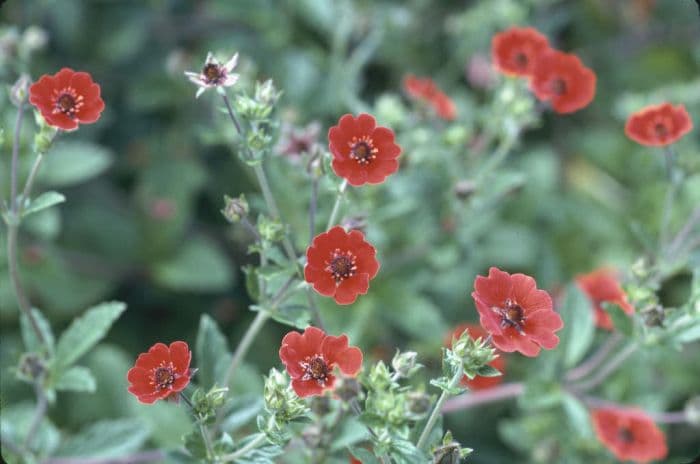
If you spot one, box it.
[199,422,216,462]
[24,380,48,450]
[571,343,638,392]
[416,365,464,450]
[20,153,45,214]
[326,180,348,230]
[10,102,25,210]
[442,382,524,413]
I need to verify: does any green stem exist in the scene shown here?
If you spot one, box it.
[326,180,348,230]
[19,153,45,214]
[10,103,25,210]
[200,422,217,463]
[220,433,267,462]
[416,365,464,450]
[222,310,270,389]
[24,378,48,449]
[571,343,638,392]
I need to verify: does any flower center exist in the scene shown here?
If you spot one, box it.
[514,52,528,69]
[300,355,330,386]
[617,427,634,443]
[349,136,378,165]
[550,78,567,96]
[202,63,224,84]
[52,87,84,117]
[654,122,668,137]
[494,298,526,334]
[151,362,177,390]
[326,249,357,282]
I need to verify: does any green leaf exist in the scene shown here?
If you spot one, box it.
[54,419,149,458]
[561,393,593,438]
[476,364,502,377]
[20,307,55,354]
[674,321,700,344]
[22,191,66,217]
[603,302,634,337]
[54,366,96,392]
[40,141,113,187]
[153,237,234,292]
[195,314,230,388]
[559,284,596,367]
[53,301,126,373]
[348,447,381,464]
[221,395,263,433]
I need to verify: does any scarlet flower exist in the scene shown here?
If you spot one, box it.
[471,267,563,357]
[402,74,457,121]
[491,27,550,78]
[624,103,693,147]
[432,92,457,121]
[576,268,635,331]
[328,114,402,186]
[446,324,506,390]
[591,407,668,463]
[305,226,380,305]
[28,68,105,131]
[278,326,363,397]
[127,341,192,404]
[530,50,596,114]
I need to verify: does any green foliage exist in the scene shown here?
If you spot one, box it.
[559,284,595,367]
[22,191,65,218]
[53,419,149,458]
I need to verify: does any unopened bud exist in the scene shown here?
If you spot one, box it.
[255,79,281,107]
[17,353,45,382]
[391,350,421,379]
[368,361,392,390]
[641,305,665,328]
[221,194,249,223]
[10,74,31,106]
[257,215,285,243]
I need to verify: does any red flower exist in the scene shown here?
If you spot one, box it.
[624,103,693,147]
[491,27,550,78]
[29,68,105,131]
[127,341,192,404]
[402,75,457,121]
[349,455,362,464]
[305,226,380,305]
[471,267,563,357]
[328,114,401,186]
[446,324,506,390]
[576,268,635,331]
[591,407,668,463]
[279,326,363,397]
[530,50,596,114]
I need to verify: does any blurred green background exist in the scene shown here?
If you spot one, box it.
[1,0,699,462]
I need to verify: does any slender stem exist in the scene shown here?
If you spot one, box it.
[222,311,270,390]
[659,146,681,251]
[220,433,267,462]
[416,365,464,450]
[41,450,166,464]
[19,153,45,214]
[24,380,48,449]
[221,94,242,135]
[326,180,348,230]
[179,391,195,409]
[240,217,261,242]
[580,396,688,424]
[306,289,325,331]
[572,343,638,392]
[10,103,25,211]
[199,422,216,462]
[309,176,319,240]
[442,382,524,413]
[565,333,622,382]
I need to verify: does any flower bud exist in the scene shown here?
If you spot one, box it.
[192,385,229,423]
[221,194,249,223]
[368,360,392,390]
[255,79,281,108]
[391,350,421,379]
[10,74,30,106]
[641,304,665,328]
[17,353,45,382]
[263,368,307,423]
[257,215,285,243]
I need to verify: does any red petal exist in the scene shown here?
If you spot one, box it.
[335,346,362,376]
[334,274,369,305]
[356,113,376,135]
[473,267,512,308]
[321,334,349,361]
[169,341,191,373]
[291,378,326,397]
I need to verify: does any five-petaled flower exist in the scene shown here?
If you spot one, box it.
[127,341,192,404]
[491,27,550,78]
[279,326,363,397]
[29,68,105,131]
[305,226,380,305]
[591,407,668,463]
[328,113,402,186]
[184,52,239,98]
[576,268,635,331]
[624,102,693,147]
[471,267,563,357]
[530,49,596,114]
[402,75,457,121]
[446,324,506,390]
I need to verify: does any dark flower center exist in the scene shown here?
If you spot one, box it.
[654,123,668,137]
[494,298,526,333]
[152,363,177,390]
[514,52,528,69]
[53,87,84,117]
[349,136,378,165]
[300,355,331,385]
[202,63,224,84]
[617,427,634,443]
[550,78,567,96]
[326,249,357,282]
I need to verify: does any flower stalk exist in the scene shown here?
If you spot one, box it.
[416,364,463,451]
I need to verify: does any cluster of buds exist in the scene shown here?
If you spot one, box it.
[257,215,285,243]
[263,368,307,423]
[391,350,421,379]
[236,79,281,121]
[449,328,498,380]
[191,385,228,423]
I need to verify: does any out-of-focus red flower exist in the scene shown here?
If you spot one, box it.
[591,407,668,463]
[279,326,363,397]
[402,75,457,121]
[530,50,596,114]
[127,341,191,404]
[576,268,635,331]
[491,27,550,78]
[305,226,380,305]
[446,324,506,390]
[328,114,402,186]
[29,68,105,131]
[624,103,693,147]
[349,454,362,464]
[471,267,563,357]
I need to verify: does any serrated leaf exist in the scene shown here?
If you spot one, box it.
[54,419,148,458]
[54,366,96,392]
[22,191,65,217]
[195,314,230,388]
[20,307,55,354]
[603,302,634,337]
[559,284,596,367]
[53,301,126,374]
